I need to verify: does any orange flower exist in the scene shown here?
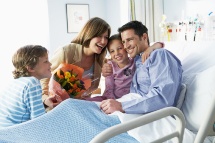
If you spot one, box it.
[68,89,74,94]
[76,88,81,92]
[69,76,76,82]
[73,83,78,89]
[57,69,64,79]
[51,63,92,99]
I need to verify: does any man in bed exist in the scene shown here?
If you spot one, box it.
[100,20,183,114]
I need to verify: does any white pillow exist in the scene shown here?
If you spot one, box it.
[176,83,186,109]
[181,65,215,132]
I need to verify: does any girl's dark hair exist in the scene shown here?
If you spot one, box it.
[12,45,48,79]
[107,34,121,51]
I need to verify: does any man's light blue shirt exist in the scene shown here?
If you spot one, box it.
[122,49,183,114]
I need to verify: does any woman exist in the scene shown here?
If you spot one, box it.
[41,17,111,109]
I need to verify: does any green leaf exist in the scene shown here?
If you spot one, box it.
[62,81,67,87]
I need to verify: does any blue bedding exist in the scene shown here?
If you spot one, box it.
[0,99,138,143]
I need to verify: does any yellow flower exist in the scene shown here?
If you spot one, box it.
[53,68,86,98]
[64,71,71,79]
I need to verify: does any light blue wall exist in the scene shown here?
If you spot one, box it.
[47,0,129,56]
[48,0,107,55]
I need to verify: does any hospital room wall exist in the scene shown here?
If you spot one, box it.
[162,0,215,41]
[0,0,49,90]
[47,0,129,57]
[164,0,215,21]
[0,0,129,90]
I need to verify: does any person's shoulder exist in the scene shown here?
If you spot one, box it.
[53,43,81,59]
[150,48,174,60]
[151,48,168,56]
[151,48,180,62]
[153,48,167,53]
[154,48,178,57]
[63,43,82,51]
[19,77,40,86]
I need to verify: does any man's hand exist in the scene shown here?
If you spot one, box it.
[100,99,124,114]
[102,59,113,77]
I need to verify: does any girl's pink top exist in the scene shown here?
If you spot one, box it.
[86,58,135,102]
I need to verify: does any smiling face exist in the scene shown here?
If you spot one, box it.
[121,29,149,58]
[88,30,109,54]
[29,53,52,80]
[108,39,129,68]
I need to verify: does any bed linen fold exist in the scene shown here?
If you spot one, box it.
[0,99,138,143]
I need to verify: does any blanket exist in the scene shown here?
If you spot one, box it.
[0,99,138,143]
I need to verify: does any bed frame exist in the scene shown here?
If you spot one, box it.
[90,41,215,143]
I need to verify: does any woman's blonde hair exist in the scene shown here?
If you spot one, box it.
[12,45,48,79]
[72,17,111,66]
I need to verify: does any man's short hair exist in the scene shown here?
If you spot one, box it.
[118,21,150,45]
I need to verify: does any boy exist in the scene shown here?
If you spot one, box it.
[0,45,60,128]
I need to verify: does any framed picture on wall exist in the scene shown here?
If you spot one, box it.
[66,4,90,33]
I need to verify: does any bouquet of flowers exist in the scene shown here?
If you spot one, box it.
[49,63,91,101]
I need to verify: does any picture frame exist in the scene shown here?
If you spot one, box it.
[66,4,90,33]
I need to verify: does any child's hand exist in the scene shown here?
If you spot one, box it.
[102,59,113,77]
[44,94,62,108]
[141,47,153,63]
[141,42,164,63]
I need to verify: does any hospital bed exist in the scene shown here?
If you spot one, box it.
[0,41,214,143]
[91,41,215,143]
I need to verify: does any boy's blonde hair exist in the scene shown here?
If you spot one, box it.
[12,45,48,79]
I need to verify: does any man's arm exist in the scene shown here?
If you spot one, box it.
[100,99,124,114]
[122,49,183,114]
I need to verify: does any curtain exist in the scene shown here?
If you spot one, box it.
[130,0,136,21]
[129,0,164,42]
